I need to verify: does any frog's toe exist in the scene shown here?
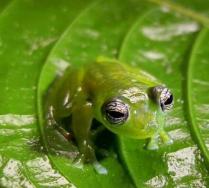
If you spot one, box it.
[146,137,159,150]
[93,161,108,175]
[160,131,173,145]
[146,142,159,150]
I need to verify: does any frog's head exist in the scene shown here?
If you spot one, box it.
[97,85,173,147]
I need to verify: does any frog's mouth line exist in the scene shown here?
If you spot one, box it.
[109,126,155,139]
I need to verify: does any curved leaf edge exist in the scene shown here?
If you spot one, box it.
[186,27,209,169]
[118,7,158,60]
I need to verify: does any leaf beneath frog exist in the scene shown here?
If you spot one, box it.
[38,0,156,187]
[1,0,209,187]
[118,7,209,187]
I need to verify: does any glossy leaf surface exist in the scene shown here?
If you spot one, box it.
[0,0,209,187]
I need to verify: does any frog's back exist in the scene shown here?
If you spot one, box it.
[83,57,160,98]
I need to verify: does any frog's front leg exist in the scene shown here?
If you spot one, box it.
[71,101,107,174]
[146,130,173,150]
[71,102,95,163]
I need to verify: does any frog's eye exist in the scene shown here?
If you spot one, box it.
[102,99,129,125]
[151,86,174,111]
[160,88,173,111]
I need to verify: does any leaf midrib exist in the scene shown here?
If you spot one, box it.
[149,0,209,27]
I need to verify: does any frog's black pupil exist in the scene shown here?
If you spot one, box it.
[106,109,127,124]
[107,111,124,119]
[164,94,173,105]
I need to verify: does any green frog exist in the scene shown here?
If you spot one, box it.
[46,56,173,169]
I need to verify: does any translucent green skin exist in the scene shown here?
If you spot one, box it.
[46,57,172,163]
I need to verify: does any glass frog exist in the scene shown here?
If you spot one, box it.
[45,56,173,170]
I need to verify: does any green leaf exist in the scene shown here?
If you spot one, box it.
[0,0,11,13]
[1,0,209,187]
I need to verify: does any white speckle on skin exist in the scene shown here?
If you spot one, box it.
[63,93,70,107]
[133,110,137,115]
[86,102,92,107]
[77,87,82,92]
[122,87,148,103]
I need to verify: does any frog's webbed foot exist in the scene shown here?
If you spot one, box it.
[73,141,108,174]
[146,131,173,150]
